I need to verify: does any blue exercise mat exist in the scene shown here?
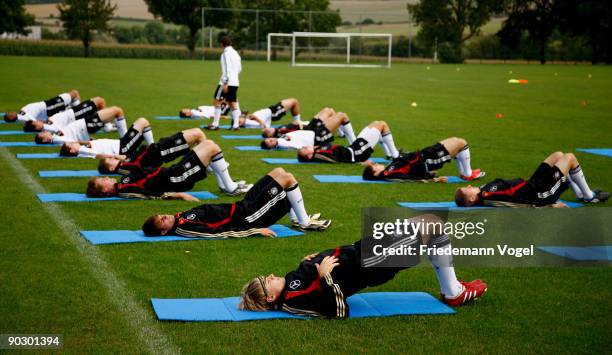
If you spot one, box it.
[17,153,67,159]
[577,148,612,158]
[221,135,262,140]
[537,246,612,261]
[235,146,293,151]
[0,141,59,147]
[261,157,390,164]
[37,191,217,203]
[200,125,279,130]
[80,225,303,245]
[151,292,455,322]
[154,116,187,120]
[397,200,583,211]
[0,130,34,135]
[313,175,463,184]
[39,170,117,178]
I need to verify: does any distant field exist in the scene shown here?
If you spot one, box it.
[338,17,504,37]
[27,0,503,38]
[0,56,610,353]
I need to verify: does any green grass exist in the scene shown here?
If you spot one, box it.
[0,56,611,353]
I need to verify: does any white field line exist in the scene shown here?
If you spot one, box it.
[0,147,180,355]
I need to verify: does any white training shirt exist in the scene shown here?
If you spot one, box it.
[357,126,382,149]
[17,93,72,122]
[190,105,216,119]
[77,139,120,158]
[17,102,47,122]
[219,46,242,86]
[43,109,76,133]
[276,130,315,150]
[249,108,273,128]
[52,119,90,144]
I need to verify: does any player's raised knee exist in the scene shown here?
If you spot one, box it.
[70,89,80,100]
[270,167,286,175]
[564,152,577,163]
[133,117,149,130]
[455,137,467,146]
[92,96,106,109]
[208,140,222,152]
[184,127,206,143]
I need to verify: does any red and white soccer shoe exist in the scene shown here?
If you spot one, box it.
[460,168,486,181]
[443,279,488,307]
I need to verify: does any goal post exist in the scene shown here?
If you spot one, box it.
[267,32,392,68]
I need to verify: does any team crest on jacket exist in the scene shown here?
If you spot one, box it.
[289,280,301,289]
[175,139,182,144]
[269,187,278,196]
[489,185,497,192]
[185,213,196,220]
[438,150,444,157]
[554,171,560,179]
[184,162,192,168]
[122,176,130,183]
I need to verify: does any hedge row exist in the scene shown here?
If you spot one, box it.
[0,40,218,60]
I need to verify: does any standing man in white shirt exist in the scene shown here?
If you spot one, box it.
[210,36,242,131]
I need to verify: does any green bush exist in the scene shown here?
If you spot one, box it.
[0,40,200,59]
[437,42,464,63]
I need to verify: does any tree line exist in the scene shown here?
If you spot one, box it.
[409,0,611,64]
[2,0,610,63]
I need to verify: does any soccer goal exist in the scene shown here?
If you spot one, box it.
[267,32,392,68]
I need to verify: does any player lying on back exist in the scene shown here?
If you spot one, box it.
[239,98,307,129]
[455,151,609,207]
[23,97,106,132]
[361,137,485,182]
[239,213,487,318]
[34,106,128,145]
[297,120,401,163]
[96,128,250,196]
[179,101,231,119]
[86,132,252,199]
[260,107,356,150]
[58,117,154,159]
[142,167,331,236]
[260,106,354,139]
[4,90,81,122]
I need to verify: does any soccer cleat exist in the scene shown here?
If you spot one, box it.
[291,213,321,228]
[584,189,610,203]
[461,168,486,181]
[442,279,488,307]
[297,218,331,232]
[230,126,240,131]
[206,124,219,131]
[223,182,253,196]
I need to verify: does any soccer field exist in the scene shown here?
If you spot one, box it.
[0,56,610,353]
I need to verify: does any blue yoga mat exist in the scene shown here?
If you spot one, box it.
[397,200,583,211]
[261,157,390,164]
[313,175,463,184]
[200,125,279,130]
[222,135,262,140]
[577,148,612,158]
[39,170,118,178]
[80,225,303,245]
[37,191,217,203]
[154,116,187,120]
[537,246,612,261]
[17,153,67,159]
[151,292,455,322]
[0,130,34,135]
[0,141,59,147]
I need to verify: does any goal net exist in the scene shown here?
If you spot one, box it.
[267,32,392,68]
